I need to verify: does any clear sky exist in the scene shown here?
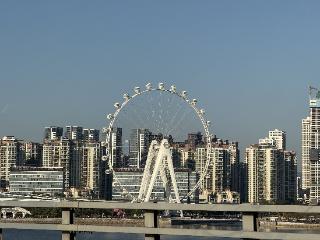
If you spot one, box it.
[1,1,320,167]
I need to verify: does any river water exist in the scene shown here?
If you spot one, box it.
[4,223,241,240]
[4,224,320,240]
[4,230,235,240]
[5,230,233,240]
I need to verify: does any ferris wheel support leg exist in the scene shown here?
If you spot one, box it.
[144,148,164,202]
[165,147,183,217]
[159,161,170,201]
[139,141,158,201]
[166,151,180,204]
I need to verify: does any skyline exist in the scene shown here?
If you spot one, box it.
[0,80,311,166]
[1,1,320,165]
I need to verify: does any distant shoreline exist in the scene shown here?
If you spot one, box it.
[0,217,169,227]
[1,218,320,230]
[260,220,320,229]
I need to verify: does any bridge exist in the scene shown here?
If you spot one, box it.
[0,201,319,240]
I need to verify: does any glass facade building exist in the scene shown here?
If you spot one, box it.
[112,168,199,202]
[9,167,64,195]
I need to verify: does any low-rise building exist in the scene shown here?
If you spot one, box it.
[208,190,240,204]
[112,168,199,203]
[9,166,64,195]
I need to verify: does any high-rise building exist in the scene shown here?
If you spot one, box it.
[0,136,24,189]
[228,142,240,193]
[302,117,311,190]
[179,147,195,169]
[185,132,203,151]
[42,137,71,189]
[296,176,303,200]
[22,142,43,167]
[259,137,275,146]
[194,139,240,194]
[169,133,205,170]
[110,128,122,168]
[43,140,94,193]
[301,87,320,203]
[246,143,280,203]
[128,129,151,168]
[282,151,297,203]
[43,125,102,195]
[239,162,248,203]
[65,126,83,140]
[69,140,83,188]
[309,87,320,203]
[44,126,63,140]
[171,146,182,168]
[268,129,286,150]
[81,142,101,195]
[246,131,296,204]
[211,147,231,192]
[194,146,207,189]
[63,134,101,195]
[83,129,100,142]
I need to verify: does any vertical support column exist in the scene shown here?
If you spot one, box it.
[62,209,75,240]
[0,228,3,240]
[242,212,258,231]
[242,212,258,240]
[144,210,160,240]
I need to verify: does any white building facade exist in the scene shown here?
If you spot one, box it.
[246,130,296,204]
[302,87,320,203]
[0,136,24,189]
[9,167,64,195]
[302,117,311,190]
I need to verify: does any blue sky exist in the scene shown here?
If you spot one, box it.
[1,1,320,166]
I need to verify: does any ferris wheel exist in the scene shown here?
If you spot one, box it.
[102,82,213,202]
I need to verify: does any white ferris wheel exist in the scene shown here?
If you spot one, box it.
[102,82,213,203]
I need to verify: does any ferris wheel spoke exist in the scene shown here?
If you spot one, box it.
[167,106,193,136]
[164,99,184,136]
[163,92,176,133]
[145,92,156,127]
[154,91,164,134]
[117,107,139,131]
[131,101,150,128]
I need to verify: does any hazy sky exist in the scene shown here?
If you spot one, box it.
[1,1,320,166]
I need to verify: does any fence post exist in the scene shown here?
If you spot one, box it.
[62,208,75,240]
[144,210,160,240]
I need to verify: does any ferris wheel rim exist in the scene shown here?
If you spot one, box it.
[103,82,212,201]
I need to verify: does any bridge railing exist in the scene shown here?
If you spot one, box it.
[0,201,319,240]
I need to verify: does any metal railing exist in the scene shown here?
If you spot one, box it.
[0,201,319,240]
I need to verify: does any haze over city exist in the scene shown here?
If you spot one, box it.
[1,1,320,165]
[3,2,320,240]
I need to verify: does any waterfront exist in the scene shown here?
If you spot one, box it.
[3,224,320,240]
[4,222,241,240]
[4,230,231,240]
[2,220,242,239]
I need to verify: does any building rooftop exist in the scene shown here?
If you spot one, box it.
[10,166,64,172]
